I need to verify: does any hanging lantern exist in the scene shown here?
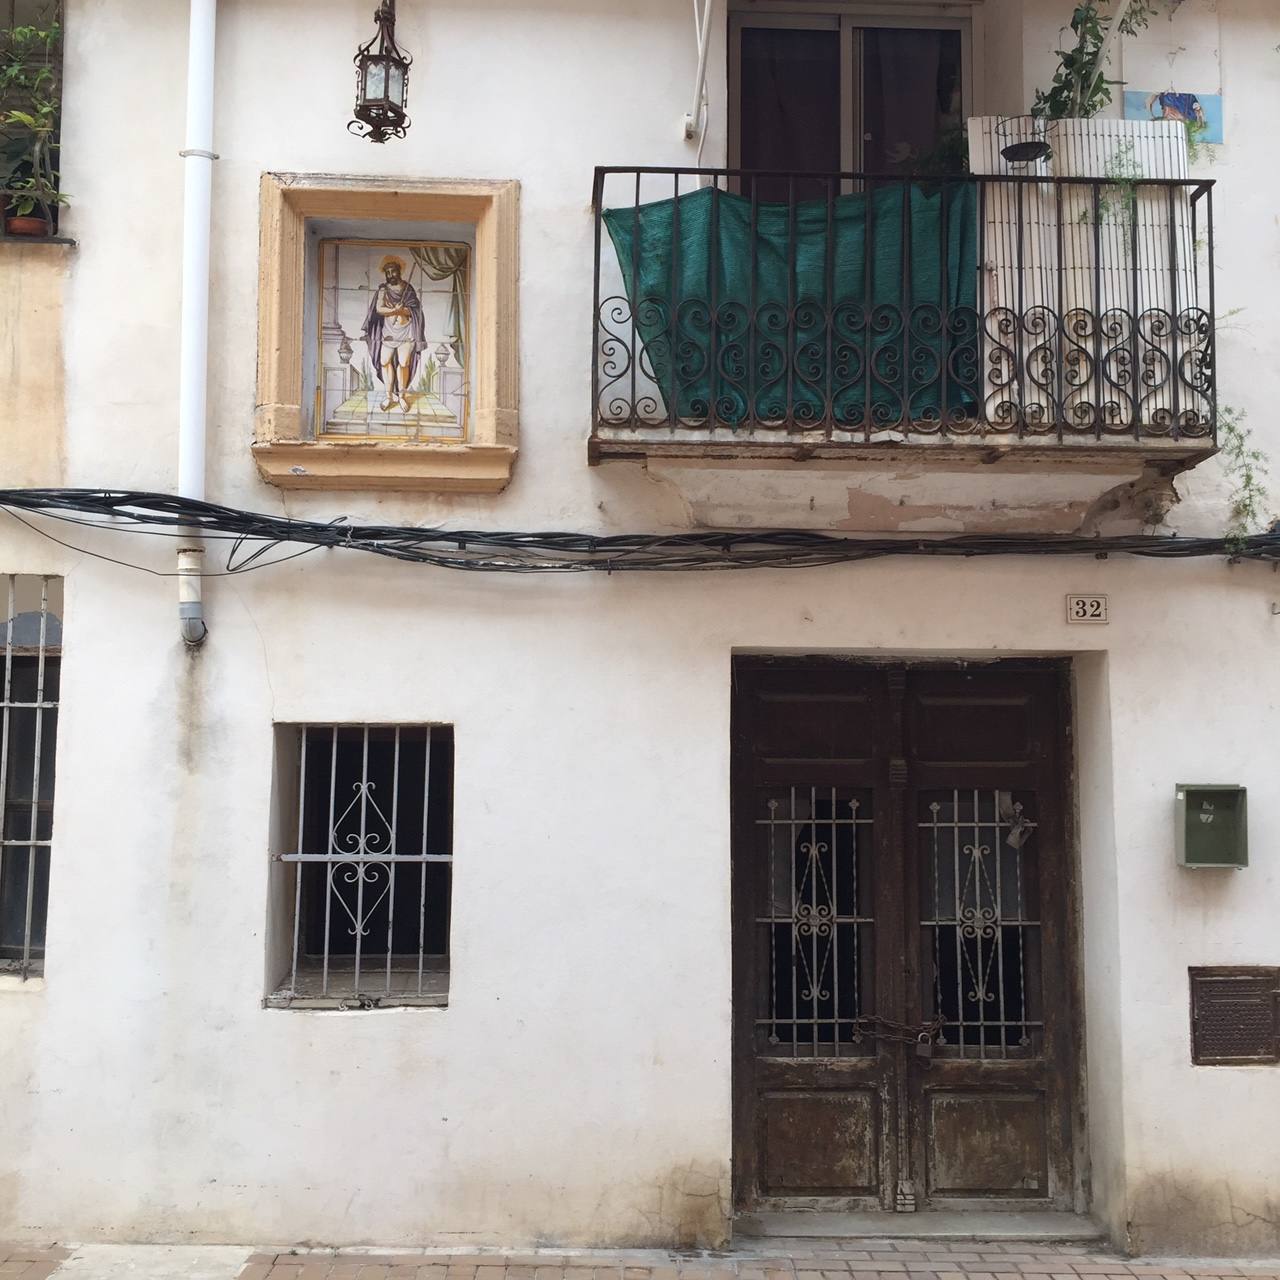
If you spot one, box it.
[349,1,412,143]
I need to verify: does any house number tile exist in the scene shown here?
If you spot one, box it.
[1066,594,1109,624]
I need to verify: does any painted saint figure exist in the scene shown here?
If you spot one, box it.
[361,255,426,413]
[1146,91,1206,127]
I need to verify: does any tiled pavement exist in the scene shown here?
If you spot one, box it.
[0,1245,70,1278]
[3,1241,1279,1280]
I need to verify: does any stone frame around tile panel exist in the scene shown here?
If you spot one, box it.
[253,173,519,494]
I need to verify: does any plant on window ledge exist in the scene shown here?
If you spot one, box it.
[1031,1,1175,120]
[0,8,66,237]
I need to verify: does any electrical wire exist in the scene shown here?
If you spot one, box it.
[2,503,325,578]
[1,488,1278,577]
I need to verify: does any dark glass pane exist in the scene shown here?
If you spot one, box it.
[0,846,49,957]
[863,28,964,175]
[757,784,874,1056]
[299,727,453,960]
[739,26,841,202]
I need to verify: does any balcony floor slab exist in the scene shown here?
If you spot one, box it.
[591,440,1214,535]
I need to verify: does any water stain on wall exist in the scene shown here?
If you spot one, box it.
[1128,1172,1280,1256]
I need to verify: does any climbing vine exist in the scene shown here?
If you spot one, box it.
[1032,1,1172,120]
[1218,407,1274,550]
[1183,117,1212,165]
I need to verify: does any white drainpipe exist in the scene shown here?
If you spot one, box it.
[683,0,714,142]
[177,0,217,647]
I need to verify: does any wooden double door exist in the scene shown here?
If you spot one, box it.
[731,659,1079,1213]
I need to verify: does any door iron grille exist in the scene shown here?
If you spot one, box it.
[921,788,1042,1059]
[758,785,874,1056]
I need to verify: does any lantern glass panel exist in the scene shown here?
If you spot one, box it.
[388,63,405,106]
[365,59,388,102]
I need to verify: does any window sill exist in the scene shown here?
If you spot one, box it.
[0,971,45,993]
[264,992,448,1010]
[264,964,449,1010]
[252,439,517,494]
[0,236,75,247]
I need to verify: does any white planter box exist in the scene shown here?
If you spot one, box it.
[965,116,1207,437]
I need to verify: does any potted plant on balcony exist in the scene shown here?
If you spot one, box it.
[1013,0,1192,183]
[1,12,65,237]
[1031,0,1169,122]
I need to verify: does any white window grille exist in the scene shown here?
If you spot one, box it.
[268,724,453,1009]
[1,575,62,980]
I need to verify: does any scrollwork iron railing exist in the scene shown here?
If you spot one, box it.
[591,167,1216,447]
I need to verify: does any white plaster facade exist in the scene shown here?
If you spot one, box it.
[1,0,1278,1258]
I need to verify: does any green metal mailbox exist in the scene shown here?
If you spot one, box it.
[1176,785,1248,869]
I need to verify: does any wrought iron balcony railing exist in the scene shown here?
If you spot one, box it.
[590,166,1216,454]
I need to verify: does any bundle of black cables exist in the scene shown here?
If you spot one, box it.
[1,488,1277,575]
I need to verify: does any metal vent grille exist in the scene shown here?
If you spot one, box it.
[1190,967,1280,1065]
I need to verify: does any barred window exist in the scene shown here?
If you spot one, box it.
[268,725,453,1009]
[1,575,61,980]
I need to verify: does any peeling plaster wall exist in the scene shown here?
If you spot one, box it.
[1021,0,1280,1254]
[0,244,67,487]
[4,552,1280,1250]
[1072,655,1124,1244]
[0,0,1277,1256]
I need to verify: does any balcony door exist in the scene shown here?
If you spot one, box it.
[731,660,1080,1213]
[729,11,971,193]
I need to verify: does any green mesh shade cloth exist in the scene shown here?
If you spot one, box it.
[602,182,980,426]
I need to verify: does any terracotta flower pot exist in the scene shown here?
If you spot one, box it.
[4,215,51,237]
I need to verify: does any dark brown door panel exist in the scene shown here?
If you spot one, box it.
[733,659,1077,1214]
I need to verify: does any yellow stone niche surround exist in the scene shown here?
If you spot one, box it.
[253,173,519,493]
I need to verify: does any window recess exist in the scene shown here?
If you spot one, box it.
[267,724,454,1010]
[253,174,519,494]
[729,10,972,185]
[0,575,61,980]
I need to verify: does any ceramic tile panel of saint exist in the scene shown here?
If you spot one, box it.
[317,239,471,441]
